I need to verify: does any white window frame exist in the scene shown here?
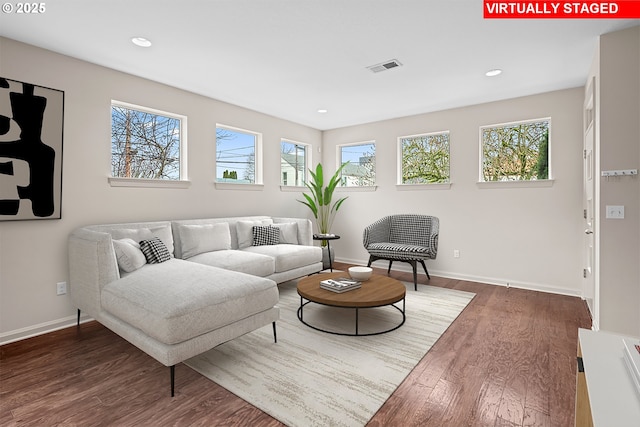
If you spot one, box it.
[109,100,189,188]
[478,117,553,188]
[397,130,451,190]
[280,138,311,190]
[336,141,376,189]
[215,124,263,190]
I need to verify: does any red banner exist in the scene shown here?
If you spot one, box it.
[484,1,640,18]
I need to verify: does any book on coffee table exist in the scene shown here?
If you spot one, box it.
[320,278,361,293]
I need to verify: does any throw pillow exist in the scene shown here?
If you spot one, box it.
[112,238,147,273]
[111,225,174,257]
[272,222,298,244]
[236,219,274,249]
[139,237,171,264]
[179,223,231,259]
[252,225,280,246]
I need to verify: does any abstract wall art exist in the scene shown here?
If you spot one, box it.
[0,78,64,221]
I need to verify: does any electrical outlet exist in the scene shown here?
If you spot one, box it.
[605,205,624,219]
[453,249,460,258]
[56,281,67,296]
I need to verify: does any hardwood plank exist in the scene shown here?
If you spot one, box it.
[0,262,591,427]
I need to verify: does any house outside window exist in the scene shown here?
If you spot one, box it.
[481,118,550,182]
[281,140,308,186]
[111,101,186,180]
[398,131,450,184]
[338,142,375,186]
[216,125,262,184]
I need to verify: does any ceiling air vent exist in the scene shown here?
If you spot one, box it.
[367,59,403,73]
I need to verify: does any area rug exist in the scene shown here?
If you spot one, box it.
[185,280,475,427]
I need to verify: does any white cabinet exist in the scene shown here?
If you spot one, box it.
[576,329,640,426]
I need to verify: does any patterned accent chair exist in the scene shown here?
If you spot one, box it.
[362,214,439,291]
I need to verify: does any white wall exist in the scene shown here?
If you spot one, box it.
[0,38,321,342]
[322,88,585,296]
[596,26,640,337]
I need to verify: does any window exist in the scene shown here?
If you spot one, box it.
[281,140,309,186]
[481,119,550,182]
[111,102,186,180]
[338,142,375,186]
[399,131,450,184]
[216,125,262,184]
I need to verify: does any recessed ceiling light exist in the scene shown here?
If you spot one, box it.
[131,37,152,47]
[317,109,328,114]
[485,69,502,77]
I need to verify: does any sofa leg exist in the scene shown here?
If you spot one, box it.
[387,260,393,274]
[169,365,176,397]
[170,365,175,397]
[77,309,81,326]
[272,322,277,343]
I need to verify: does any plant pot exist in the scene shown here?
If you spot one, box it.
[322,246,335,270]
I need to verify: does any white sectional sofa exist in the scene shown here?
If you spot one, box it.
[68,215,322,396]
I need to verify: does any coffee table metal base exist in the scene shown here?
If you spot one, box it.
[297,296,406,337]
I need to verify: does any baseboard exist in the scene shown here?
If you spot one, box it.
[338,257,581,298]
[0,314,92,346]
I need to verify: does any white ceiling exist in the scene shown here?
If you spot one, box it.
[0,1,637,130]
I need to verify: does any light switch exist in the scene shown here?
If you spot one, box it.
[606,205,624,219]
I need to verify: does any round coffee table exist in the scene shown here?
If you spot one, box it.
[297,272,406,336]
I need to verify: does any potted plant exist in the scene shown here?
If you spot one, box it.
[298,162,349,268]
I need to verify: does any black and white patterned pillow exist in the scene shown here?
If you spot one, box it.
[252,225,280,246]
[139,237,171,264]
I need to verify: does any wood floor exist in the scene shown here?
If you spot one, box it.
[1,262,592,426]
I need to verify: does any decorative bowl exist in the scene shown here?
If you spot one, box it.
[348,266,373,281]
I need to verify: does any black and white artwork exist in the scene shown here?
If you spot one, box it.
[0,78,64,221]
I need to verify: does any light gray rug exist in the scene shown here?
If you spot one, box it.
[185,280,475,427]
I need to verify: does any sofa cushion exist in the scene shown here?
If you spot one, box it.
[243,244,322,273]
[367,242,436,259]
[271,222,298,244]
[187,249,275,277]
[252,225,280,246]
[178,223,231,259]
[110,225,174,256]
[236,219,273,249]
[113,238,146,273]
[101,259,279,345]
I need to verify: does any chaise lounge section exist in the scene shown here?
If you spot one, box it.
[69,216,322,396]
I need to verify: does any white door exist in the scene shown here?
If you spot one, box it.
[583,77,597,326]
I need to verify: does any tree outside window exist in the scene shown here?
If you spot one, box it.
[111,103,184,180]
[339,142,375,186]
[399,131,450,184]
[216,125,260,184]
[281,140,308,186]
[481,119,550,181]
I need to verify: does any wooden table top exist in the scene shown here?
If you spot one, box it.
[297,272,406,308]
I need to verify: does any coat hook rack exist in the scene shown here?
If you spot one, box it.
[601,169,638,178]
